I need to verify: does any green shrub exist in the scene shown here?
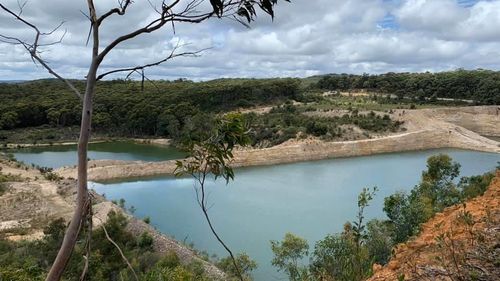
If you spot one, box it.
[458,172,495,200]
[138,232,154,251]
[270,233,310,281]
[217,253,257,280]
[365,219,393,265]
[0,182,6,195]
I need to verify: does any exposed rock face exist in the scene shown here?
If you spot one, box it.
[421,106,500,137]
[368,171,500,281]
[55,106,500,182]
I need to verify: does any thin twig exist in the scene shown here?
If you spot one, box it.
[96,42,209,80]
[192,157,244,281]
[99,217,139,281]
[0,3,82,100]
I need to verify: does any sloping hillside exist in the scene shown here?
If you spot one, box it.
[0,154,226,279]
[368,171,500,281]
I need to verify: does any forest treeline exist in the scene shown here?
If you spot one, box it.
[315,69,500,104]
[1,70,499,146]
[0,78,403,146]
[0,78,299,138]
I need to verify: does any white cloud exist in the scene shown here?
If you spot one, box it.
[0,0,500,80]
[396,0,468,32]
[458,1,500,41]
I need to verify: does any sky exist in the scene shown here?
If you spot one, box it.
[1,0,500,81]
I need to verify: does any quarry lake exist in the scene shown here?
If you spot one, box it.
[82,148,498,280]
[11,141,185,169]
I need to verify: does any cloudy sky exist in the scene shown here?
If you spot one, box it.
[1,0,500,81]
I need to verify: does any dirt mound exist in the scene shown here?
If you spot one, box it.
[368,171,500,281]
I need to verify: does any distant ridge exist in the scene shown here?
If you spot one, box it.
[0,80,26,84]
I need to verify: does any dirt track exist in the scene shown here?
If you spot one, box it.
[55,106,500,182]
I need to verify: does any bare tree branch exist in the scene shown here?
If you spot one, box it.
[96,43,209,81]
[99,217,139,281]
[123,69,163,94]
[96,0,250,63]
[1,2,288,280]
[97,0,132,25]
[0,3,82,100]
[16,0,28,15]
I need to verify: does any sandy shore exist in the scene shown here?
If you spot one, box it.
[54,106,500,182]
[4,140,107,149]
[4,138,172,149]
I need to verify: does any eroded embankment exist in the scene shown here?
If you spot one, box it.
[420,106,500,137]
[55,106,500,182]
[368,170,500,281]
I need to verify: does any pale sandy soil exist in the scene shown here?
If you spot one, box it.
[4,140,107,149]
[0,161,74,240]
[133,138,171,146]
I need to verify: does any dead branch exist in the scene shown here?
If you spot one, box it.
[0,3,82,100]
[98,217,139,281]
[96,43,209,81]
[192,156,245,281]
[123,69,162,94]
[97,0,132,25]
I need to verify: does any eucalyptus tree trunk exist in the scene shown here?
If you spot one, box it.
[45,46,99,281]
[45,69,97,281]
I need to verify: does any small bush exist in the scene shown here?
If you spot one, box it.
[138,232,154,251]
[0,182,7,195]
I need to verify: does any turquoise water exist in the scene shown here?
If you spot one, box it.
[90,149,499,280]
[10,141,186,169]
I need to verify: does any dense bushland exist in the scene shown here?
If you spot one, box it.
[0,78,405,147]
[0,78,300,136]
[315,69,500,104]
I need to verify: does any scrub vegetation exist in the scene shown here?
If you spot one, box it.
[0,77,406,147]
[0,211,226,281]
[0,167,23,195]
